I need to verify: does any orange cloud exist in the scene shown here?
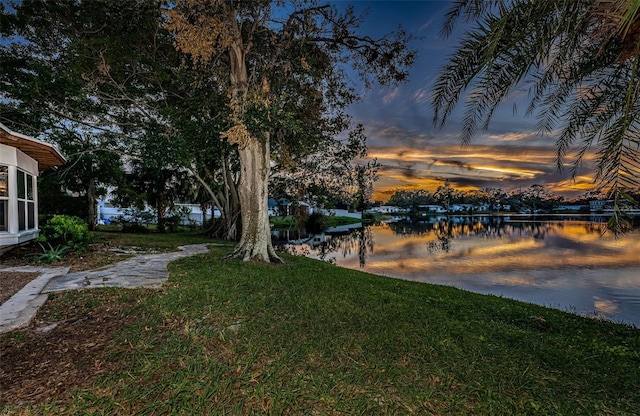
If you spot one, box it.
[367,143,598,201]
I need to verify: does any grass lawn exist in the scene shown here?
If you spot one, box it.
[1,241,639,414]
[270,215,362,230]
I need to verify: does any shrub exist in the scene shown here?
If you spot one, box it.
[305,212,329,234]
[38,215,91,251]
[165,215,181,232]
[167,205,192,232]
[113,216,150,233]
[31,243,70,264]
[362,212,376,223]
[112,209,154,233]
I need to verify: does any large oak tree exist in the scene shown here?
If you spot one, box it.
[165,0,414,262]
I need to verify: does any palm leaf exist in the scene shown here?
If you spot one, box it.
[433,0,640,234]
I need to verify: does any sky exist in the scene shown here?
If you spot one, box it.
[339,1,596,202]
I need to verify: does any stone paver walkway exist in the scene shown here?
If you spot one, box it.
[0,267,69,334]
[0,244,209,333]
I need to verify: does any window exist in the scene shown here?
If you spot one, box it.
[0,166,7,232]
[17,170,25,199]
[16,169,35,231]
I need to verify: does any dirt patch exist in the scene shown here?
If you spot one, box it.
[0,290,143,408]
[0,272,39,304]
[0,240,132,273]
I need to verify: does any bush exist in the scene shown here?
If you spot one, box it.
[165,215,181,232]
[112,209,154,233]
[38,215,91,251]
[167,205,192,232]
[305,212,329,234]
[362,212,376,222]
[166,206,192,232]
[113,216,150,233]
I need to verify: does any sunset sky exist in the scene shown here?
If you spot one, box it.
[342,1,596,201]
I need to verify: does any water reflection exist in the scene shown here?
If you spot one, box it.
[275,216,640,326]
[277,224,373,267]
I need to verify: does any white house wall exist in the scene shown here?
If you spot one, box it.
[0,144,40,253]
[97,199,220,225]
[318,208,362,219]
[0,144,39,174]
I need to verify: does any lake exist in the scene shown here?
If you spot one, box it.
[275,215,640,327]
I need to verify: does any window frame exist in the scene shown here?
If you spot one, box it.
[16,168,36,231]
[0,165,7,232]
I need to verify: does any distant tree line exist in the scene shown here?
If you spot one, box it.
[386,183,640,214]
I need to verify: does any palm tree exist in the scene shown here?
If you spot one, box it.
[432,0,640,232]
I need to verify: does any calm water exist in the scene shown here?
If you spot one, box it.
[276,216,640,327]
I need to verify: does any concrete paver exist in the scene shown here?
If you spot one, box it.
[0,244,209,333]
[0,267,69,333]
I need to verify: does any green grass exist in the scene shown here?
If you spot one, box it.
[324,215,364,227]
[5,246,640,414]
[271,215,362,229]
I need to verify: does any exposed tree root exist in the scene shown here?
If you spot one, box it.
[223,240,284,263]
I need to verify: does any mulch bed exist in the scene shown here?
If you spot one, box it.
[0,240,123,306]
[0,241,129,273]
[0,240,155,409]
[0,291,142,408]
[0,272,39,305]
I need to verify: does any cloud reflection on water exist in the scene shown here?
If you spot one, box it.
[296,217,640,326]
[593,297,619,316]
[334,221,640,276]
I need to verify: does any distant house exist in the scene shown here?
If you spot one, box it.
[555,204,588,212]
[450,203,475,212]
[588,199,639,214]
[368,205,402,214]
[268,198,284,217]
[268,198,310,217]
[417,204,447,213]
[0,123,66,254]
[589,200,611,212]
[448,203,491,213]
[96,200,220,225]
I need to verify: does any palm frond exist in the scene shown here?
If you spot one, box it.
[433,0,640,235]
[606,187,636,234]
[591,0,640,60]
[433,0,586,131]
[554,66,628,173]
[439,0,502,38]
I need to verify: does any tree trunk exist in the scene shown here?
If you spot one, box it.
[225,134,282,262]
[200,201,208,226]
[87,177,97,231]
[188,165,239,240]
[157,196,166,233]
[222,24,282,262]
[218,153,241,241]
